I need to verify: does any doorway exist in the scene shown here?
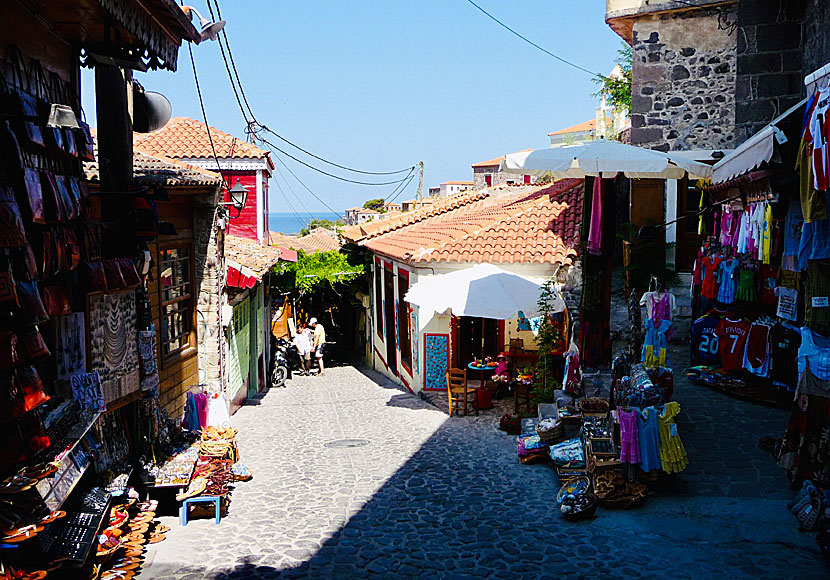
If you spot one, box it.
[384,265,397,374]
[456,316,501,367]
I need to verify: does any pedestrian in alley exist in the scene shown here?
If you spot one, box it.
[310,318,326,376]
[292,322,313,375]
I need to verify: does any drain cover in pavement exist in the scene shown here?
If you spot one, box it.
[324,438,370,449]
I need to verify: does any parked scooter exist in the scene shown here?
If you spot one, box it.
[271,336,290,388]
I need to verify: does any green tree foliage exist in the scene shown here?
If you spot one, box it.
[592,42,632,112]
[272,250,364,295]
[533,277,563,402]
[363,198,385,212]
[299,218,342,237]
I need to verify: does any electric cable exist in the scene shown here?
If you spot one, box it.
[259,136,413,186]
[463,0,608,78]
[270,173,308,231]
[268,150,345,221]
[384,169,417,204]
[272,164,317,224]
[186,42,230,192]
[210,0,416,178]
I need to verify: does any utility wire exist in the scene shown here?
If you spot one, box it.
[186,42,230,192]
[269,150,344,221]
[463,0,607,79]
[210,0,416,178]
[270,174,307,231]
[273,165,317,223]
[385,169,417,204]
[259,136,414,186]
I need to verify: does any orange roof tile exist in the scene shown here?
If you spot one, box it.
[548,118,596,136]
[471,149,532,168]
[347,180,583,266]
[133,117,274,168]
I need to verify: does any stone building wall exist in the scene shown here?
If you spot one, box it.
[472,166,531,189]
[630,8,737,151]
[194,194,225,389]
[803,0,830,77]
[735,0,805,145]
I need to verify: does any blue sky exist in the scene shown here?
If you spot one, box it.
[81,1,621,217]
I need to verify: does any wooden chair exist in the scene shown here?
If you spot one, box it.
[514,380,533,413]
[447,368,477,417]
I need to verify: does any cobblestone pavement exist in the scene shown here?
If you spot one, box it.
[138,357,829,580]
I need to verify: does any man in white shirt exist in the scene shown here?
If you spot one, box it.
[310,318,326,376]
[292,323,313,375]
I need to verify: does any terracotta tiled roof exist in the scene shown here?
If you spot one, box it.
[471,149,532,168]
[347,180,583,266]
[133,117,274,168]
[548,119,596,136]
[268,230,342,254]
[341,189,489,243]
[225,235,283,280]
[441,180,475,185]
[296,230,342,252]
[84,133,222,187]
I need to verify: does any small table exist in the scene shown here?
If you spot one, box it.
[467,363,496,410]
[181,495,222,526]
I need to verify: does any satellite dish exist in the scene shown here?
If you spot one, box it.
[133,88,172,133]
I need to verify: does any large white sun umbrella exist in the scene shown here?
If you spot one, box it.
[404,263,564,330]
[500,139,714,180]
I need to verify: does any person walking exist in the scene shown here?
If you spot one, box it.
[310,317,326,376]
[292,322,313,375]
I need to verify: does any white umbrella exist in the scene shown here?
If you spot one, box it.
[404,264,564,328]
[500,139,713,180]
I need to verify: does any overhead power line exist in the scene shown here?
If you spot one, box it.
[268,150,345,221]
[463,0,607,78]
[210,0,416,180]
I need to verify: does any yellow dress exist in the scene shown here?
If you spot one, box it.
[657,402,688,474]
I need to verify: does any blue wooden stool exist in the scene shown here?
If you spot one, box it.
[180,495,221,526]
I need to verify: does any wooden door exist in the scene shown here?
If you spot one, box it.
[383,265,397,374]
[676,178,705,272]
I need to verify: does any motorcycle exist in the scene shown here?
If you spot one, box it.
[271,337,290,388]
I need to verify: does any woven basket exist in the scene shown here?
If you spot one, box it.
[536,422,565,443]
[579,397,610,418]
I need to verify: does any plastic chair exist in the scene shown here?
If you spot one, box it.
[446,368,477,417]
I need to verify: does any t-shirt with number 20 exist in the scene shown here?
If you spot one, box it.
[715,318,751,372]
[690,312,722,366]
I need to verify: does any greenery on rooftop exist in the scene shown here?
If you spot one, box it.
[592,42,632,112]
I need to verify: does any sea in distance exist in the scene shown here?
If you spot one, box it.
[268,212,340,236]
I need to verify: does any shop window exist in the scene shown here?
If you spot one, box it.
[159,244,193,359]
[375,261,383,337]
[398,270,412,371]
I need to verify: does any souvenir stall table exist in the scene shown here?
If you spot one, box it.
[513,358,688,521]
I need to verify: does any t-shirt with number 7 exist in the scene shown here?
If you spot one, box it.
[715,318,751,372]
[690,312,722,366]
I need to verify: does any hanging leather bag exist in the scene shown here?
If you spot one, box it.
[17,365,49,412]
[19,325,50,362]
[0,330,21,371]
[42,284,71,316]
[40,169,65,223]
[22,165,46,224]
[15,280,49,323]
[0,186,27,248]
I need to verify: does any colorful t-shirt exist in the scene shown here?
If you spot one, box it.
[760,265,779,307]
[690,312,722,366]
[805,259,830,332]
[770,323,801,389]
[717,259,739,304]
[776,286,799,322]
[743,322,771,377]
[701,255,723,300]
[715,318,751,372]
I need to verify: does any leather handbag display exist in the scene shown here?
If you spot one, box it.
[77,116,95,162]
[0,186,27,247]
[55,174,78,220]
[0,269,17,306]
[40,169,65,223]
[84,261,107,293]
[64,227,80,272]
[0,373,25,424]
[17,365,49,412]
[15,280,49,323]
[19,325,50,362]
[118,257,141,286]
[0,330,21,371]
[22,167,45,224]
[103,258,126,290]
[42,284,71,317]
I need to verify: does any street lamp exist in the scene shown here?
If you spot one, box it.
[181,5,226,42]
[219,178,249,219]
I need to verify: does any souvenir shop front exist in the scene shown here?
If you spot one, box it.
[692,65,830,540]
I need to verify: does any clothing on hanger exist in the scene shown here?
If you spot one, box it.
[717,258,739,304]
[770,322,802,389]
[642,318,671,368]
[715,317,751,372]
[743,322,771,378]
[798,326,830,381]
[805,259,830,332]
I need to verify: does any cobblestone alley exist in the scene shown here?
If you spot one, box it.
[139,360,827,579]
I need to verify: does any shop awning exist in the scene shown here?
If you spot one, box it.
[712,97,808,184]
[404,263,564,328]
[500,139,713,180]
[224,235,286,289]
[226,261,258,289]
